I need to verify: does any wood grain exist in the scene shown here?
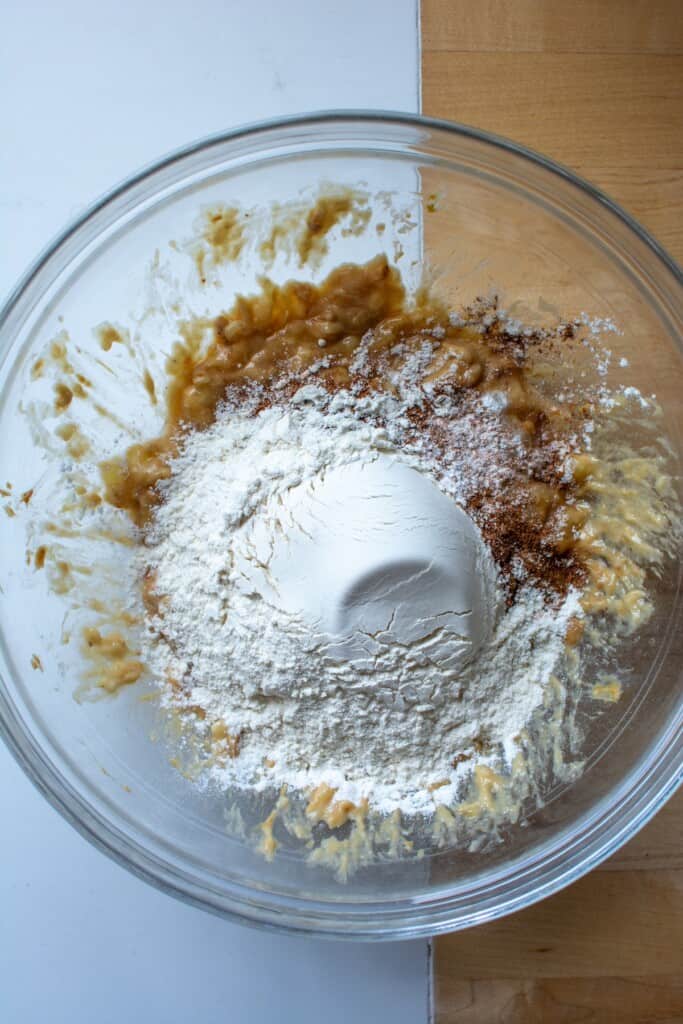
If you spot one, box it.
[434,976,683,1023]
[423,3,683,1019]
[423,0,683,54]
[422,7,683,262]
[435,867,683,980]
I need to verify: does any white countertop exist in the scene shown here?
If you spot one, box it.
[0,3,430,1020]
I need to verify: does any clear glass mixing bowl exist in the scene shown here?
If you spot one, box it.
[0,113,680,939]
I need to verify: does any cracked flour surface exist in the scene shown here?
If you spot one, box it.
[141,384,579,816]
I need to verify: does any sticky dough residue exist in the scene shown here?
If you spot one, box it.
[190,186,409,283]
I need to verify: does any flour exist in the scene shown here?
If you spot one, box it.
[142,382,579,816]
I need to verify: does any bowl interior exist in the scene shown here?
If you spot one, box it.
[0,115,680,936]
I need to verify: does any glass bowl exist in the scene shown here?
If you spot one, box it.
[0,112,680,939]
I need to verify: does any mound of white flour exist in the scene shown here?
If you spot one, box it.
[142,385,578,815]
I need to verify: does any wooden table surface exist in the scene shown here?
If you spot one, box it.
[421,2,683,1020]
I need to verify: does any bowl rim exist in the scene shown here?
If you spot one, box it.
[0,109,681,939]
[2,109,681,332]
